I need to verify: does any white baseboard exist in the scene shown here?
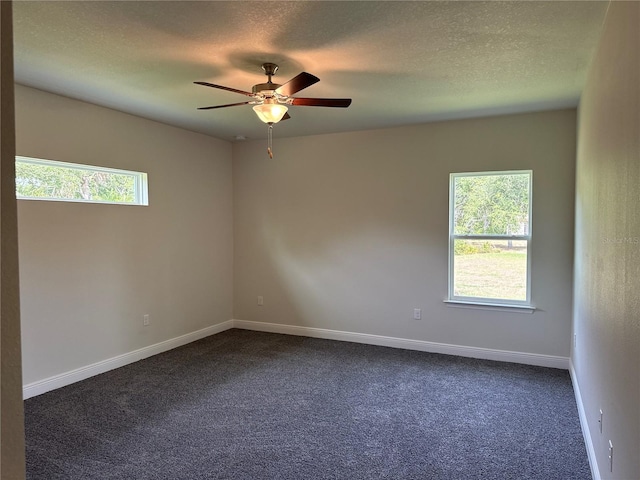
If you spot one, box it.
[23,320,235,399]
[570,361,600,480]
[232,319,570,369]
[23,318,570,399]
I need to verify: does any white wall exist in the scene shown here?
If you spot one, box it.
[16,85,233,385]
[233,109,576,358]
[573,2,640,479]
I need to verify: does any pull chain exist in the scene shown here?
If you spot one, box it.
[267,123,274,159]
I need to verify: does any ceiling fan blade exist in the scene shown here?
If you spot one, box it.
[290,98,352,108]
[194,81,254,97]
[275,72,320,96]
[281,112,291,121]
[197,101,251,110]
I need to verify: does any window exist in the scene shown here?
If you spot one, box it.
[448,170,532,307]
[15,156,148,205]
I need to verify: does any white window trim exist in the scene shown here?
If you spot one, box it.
[16,156,148,206]
[443,299,535,313]
[447,169,533,309]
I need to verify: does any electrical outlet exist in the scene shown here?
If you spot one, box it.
[143,314,150,326]
[413,308,422,320]
[599,409,603,433]
[257,296,264,306]
[608,440,613,472]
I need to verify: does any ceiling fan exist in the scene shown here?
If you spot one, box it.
[195,63,352,157]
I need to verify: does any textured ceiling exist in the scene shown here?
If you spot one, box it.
[13,1,609,142]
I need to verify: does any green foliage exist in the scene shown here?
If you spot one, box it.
[454,240,476,255]
[16,162,135,203]
[454,173,530,235]
[454,240,496,255]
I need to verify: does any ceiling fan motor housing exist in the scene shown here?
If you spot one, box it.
[252,83,282,95]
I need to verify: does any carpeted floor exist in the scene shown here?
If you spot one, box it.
[25,329,591,479]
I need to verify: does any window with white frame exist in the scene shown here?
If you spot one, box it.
[15,156,148,206]
[448,170,532,306]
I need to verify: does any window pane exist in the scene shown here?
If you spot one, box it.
[454,173,530,235]
[15,157,147,205]
[453,239,528,301]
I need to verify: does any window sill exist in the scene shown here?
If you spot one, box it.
[443,299,536,314]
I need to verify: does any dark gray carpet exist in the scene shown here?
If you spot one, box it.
[25,329,590,479]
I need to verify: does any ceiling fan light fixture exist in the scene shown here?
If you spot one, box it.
[252,103,288,124]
